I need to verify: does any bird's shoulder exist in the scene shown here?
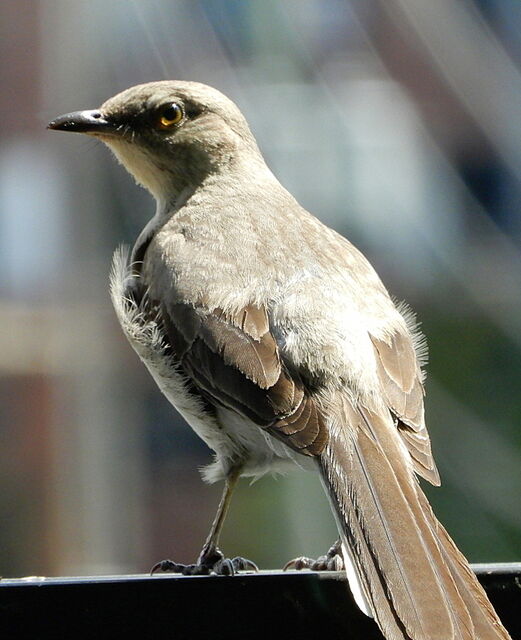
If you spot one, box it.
[141,195,390,307]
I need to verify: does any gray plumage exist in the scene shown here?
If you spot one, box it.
[48,81,511,640]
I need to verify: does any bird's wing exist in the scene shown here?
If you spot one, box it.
[371,331,440,485]
[158,294,439,482]
[159,300,328,456]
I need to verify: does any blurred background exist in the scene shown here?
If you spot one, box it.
[1,0,520,577]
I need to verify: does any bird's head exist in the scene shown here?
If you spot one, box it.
[48,81,261,203]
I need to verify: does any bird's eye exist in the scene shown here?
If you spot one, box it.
[156,103,184,129]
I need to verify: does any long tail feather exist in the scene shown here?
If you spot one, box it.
[319,395,511,640]
[416,490,511,639]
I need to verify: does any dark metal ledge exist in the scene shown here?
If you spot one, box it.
[1,564,520,639]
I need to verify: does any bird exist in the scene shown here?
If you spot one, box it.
[48,81,511,640]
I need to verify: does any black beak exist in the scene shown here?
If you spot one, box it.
[47,109,116,134]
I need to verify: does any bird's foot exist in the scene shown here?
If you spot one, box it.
[151,542,258,576]
[283,540,344,572]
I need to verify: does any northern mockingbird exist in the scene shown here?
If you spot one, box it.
[49,81,510,640]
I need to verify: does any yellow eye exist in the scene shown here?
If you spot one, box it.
[157,103,183,129]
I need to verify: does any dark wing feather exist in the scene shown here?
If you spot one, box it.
[160,300,327,456]
[200,312,280,389]
[371,333,440,485]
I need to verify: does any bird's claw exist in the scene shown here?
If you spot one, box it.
[151,545,258,576]
[283,541,344,572]
[211,556,259,576]
[150,559,195,575]
[283,556,315,571]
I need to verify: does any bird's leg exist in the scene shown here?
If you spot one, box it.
[283,539,344,572]
[196,464,242,568]
[151,464,258,576]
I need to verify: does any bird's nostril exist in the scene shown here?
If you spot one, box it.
[92,112,102,119]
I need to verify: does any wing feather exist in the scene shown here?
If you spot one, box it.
[371,333,439,485]
[158,300,328,456]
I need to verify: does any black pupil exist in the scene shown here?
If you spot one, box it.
[163,104,179,121]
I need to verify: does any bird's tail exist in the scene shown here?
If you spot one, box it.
[318,396,510,640]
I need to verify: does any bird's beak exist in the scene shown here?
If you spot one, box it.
[47,110,116,135]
